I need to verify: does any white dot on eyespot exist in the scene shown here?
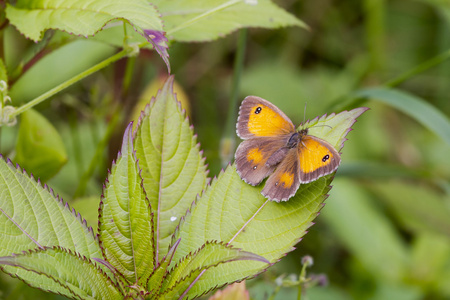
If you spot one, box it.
[170,216,177,222]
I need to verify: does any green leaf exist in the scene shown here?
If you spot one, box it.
[15,109,68,182]
[369,181,450,237]
[154,0,307,42]
[410,233,450,296]
[5,0,162,42]
[304,107,369,151]
[0,156,105,296]
[171,166,328,298]
[0,157,101,258]
[5,0,169,70]
[159,241,268,299]
[147,238,180,294]
[170,107,367,298]
[354,87,450,146]
[0,246,123,299]
[415,0,450,21]
[98,124,154,285]
[134,76,208,263]
[322,178,409,282]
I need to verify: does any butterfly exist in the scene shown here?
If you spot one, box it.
[235,96,341,202]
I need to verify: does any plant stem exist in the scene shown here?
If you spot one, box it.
[327,48,450,112]
[384,48,450,88]
[220,29,247,167]
[122,56,136,97]
[73,106,122,198]
[364,0,385,72]
[10,49,129,119]
[69,111,83,181]
[297,260,309,300]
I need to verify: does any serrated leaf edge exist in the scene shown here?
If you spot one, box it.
[0,245,123,299]
[0,154,99,247]
[157,241,267,298]
[97,124,155,285]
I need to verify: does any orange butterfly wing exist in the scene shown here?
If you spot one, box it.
[235,96,341,201]
[298,135,341,183]
[237,96,295,139]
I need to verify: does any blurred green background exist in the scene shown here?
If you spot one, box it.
[1,0,450,299]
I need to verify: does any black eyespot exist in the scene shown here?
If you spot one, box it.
[255,107,262,114]
[275,182,278,186]
[322,154,330,162]
[253,166,257,170]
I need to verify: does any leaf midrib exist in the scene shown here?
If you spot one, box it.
[155,98,169,266]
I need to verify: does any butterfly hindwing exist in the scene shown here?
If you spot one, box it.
[237,96,295,139]
[262,148,300,202]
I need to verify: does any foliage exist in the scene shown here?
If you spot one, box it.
[0,75,363,298]
[1,0,450,299]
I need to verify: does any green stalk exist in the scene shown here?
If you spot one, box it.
[9,49,129,119]
[328,48,450,112]
[122,56,136,96]
[73,106,122,198]
[385,48,450,88]
[364,0,385,72]
[122,22,136,97]
[69,111,83,181]
[220,29,247,167]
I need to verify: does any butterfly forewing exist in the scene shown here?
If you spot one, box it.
[237,96,295,139]
[298,136,341,183]
[235,136,289,186]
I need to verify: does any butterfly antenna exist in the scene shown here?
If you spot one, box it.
[303,102,307,125]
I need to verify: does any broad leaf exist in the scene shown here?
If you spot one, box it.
[0,157,101,258]
[171,107,368,298]
[134,76,208,263]
[15,109,68,182]
[159,241,268,299]
[147,239,180,295]
[0,246,122,299]
[369,181,450,237]
[354,87,450,146]
[99,124,154,285]
[416,0,450,22]
[5,0,169,70]
[0,155,104,295]
[154,0,307,42]
[322,178,409,282]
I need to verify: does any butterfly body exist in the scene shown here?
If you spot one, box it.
[235,96,341,202]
